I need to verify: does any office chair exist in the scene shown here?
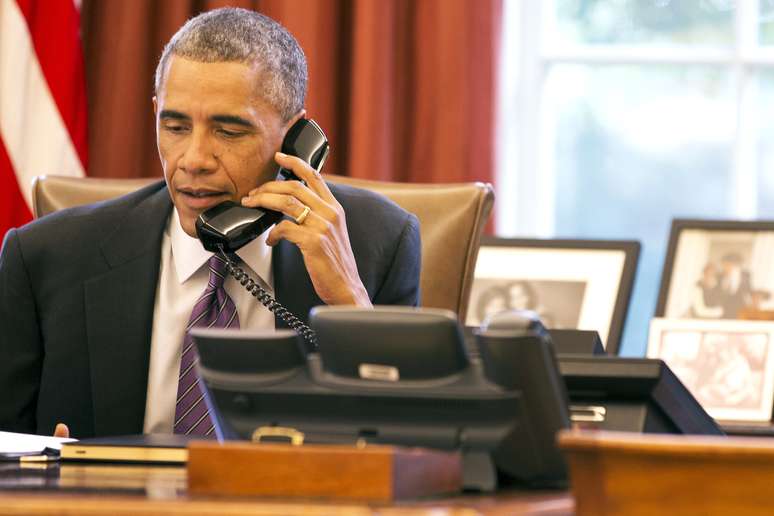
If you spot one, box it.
[32,175,493,320]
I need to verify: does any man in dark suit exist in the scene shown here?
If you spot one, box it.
[717,253,753,319]
[0,8,420,438]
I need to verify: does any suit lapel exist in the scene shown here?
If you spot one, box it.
[84,184,172,436]
[272,239,322,330]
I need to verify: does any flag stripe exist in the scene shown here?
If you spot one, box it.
[0,0,85,214]
[0,139,32,235]
[14,0,88,168]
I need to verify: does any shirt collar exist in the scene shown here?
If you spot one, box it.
[168,208,273,284]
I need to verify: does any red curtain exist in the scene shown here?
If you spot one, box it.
[80,0,501,185]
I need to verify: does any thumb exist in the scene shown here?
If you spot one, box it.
[53,423,70,438]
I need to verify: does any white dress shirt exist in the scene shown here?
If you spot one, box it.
[143,210,275,434]
[723,267,742,293]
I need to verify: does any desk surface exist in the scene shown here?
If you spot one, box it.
[0,462,573,515]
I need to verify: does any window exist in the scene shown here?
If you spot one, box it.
[497,0,774,355]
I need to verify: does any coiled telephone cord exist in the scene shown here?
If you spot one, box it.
[218,247,318,348]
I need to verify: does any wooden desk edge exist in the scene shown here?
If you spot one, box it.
[0,491,573,516]
[558,428,774,458]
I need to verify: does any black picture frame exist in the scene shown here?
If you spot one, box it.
[467,237,640,355]
[655,219,774,320]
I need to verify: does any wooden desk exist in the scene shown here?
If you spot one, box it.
[0,462,573,515]
[559,429,774,516]
[722,422,774,437]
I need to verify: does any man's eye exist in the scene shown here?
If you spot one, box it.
[218,128,245,138]
[164,124,188,134]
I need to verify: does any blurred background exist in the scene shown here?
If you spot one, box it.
[5,0,774,356]
[499,0,774,356]
[76,0,498,186]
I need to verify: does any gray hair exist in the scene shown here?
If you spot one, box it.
[154,8,307,121]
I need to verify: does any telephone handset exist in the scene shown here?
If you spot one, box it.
[196,118,330,253]
[194,118,330,347]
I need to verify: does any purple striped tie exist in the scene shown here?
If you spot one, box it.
[174,254,240,436]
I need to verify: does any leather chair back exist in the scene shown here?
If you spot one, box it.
[32,175,493,320]
[32,176,157,217]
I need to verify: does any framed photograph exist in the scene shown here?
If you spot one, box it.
[656,219,774,321]
[466,237,640,354]
[648,318,774,422]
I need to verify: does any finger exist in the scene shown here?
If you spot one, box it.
[266,218,312,247]
[53,423,70,438]
[274,151,335,203]
[241,192,326,225]
[245,182,337,220]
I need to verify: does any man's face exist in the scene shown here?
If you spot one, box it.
[155,56,292,237]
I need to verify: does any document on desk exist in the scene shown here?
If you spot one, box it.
[0,431,77,460]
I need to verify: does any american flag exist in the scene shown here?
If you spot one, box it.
[0,0,88,242]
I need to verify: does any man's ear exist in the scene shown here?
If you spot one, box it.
[152,96,158,118]
[283,109,306,133]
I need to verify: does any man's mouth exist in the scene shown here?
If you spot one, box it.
[183,191,221,198]
[179,186,226,196]
[177,188,229,208]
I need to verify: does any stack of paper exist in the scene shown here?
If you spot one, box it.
[0,431,77,459]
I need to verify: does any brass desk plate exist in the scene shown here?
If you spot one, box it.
[187,441,462,501]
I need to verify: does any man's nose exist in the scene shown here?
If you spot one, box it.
[179,130,218,173]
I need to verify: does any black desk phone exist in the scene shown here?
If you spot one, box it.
[194,118,330,346]
[192,308,571,490]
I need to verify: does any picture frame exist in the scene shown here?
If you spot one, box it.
[466,237,640,354]
[655,219,774,321]
[648,317,774,423]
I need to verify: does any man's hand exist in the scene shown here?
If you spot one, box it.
[241,152,372,307]
[53,423,69,438]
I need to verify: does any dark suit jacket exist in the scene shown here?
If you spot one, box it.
[720,270,753,319]
[0,180,420,437]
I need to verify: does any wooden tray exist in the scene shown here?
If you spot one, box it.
[187,441,462,501]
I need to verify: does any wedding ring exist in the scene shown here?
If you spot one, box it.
[294,205,311,225]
